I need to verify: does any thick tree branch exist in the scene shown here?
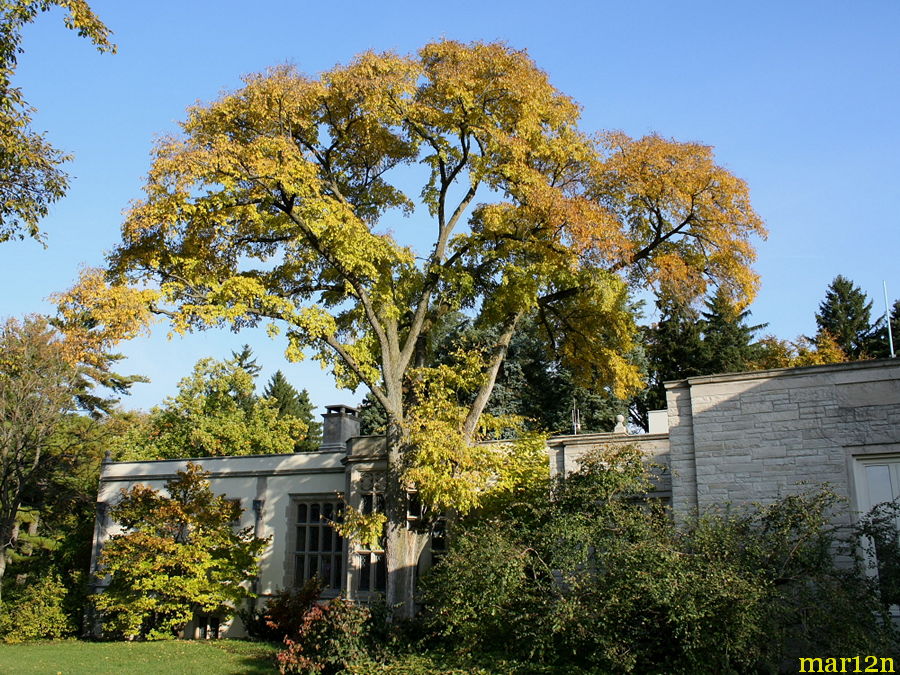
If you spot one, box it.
[461,309,523,441]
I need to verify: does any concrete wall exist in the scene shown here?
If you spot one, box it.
[665,358,900,523]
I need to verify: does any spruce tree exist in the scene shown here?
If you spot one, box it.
[359,392,389,436]
[641,297,705,414]
[484,316,627,435]
[699,288,767,374]
[231,344,262,377]
[867,299,900,359]
[262,370,322,452]
[230,344,261,413]
[814,276,877,358]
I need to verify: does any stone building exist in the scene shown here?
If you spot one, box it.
[89,358,900,637]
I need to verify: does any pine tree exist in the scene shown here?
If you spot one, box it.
[814,276,877,359]
[262,371,322,452]
[700,288,767,374]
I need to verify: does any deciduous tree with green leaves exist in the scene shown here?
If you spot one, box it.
[93,463,268,640]
[91,41,765,616]
[0,316,79,602]
[0,0,114,244]
[116,356,307,460]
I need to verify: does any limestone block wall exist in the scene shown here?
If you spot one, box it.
[665,358,900,523]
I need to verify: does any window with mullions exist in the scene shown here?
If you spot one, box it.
[356,472,387,593]
[294,500,343,590]
[405,490,447,566]
[857,458,900,608]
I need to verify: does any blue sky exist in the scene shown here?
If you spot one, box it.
[2,0,899,414]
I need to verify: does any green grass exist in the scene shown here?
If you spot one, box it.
[0,639,280,675]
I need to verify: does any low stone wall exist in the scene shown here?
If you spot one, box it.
[665,358,900,523]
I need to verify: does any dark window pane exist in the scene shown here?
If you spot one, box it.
[297,503,307,523]
[309,526,319,552]
[306,555,318,581]
[335,533,343,551]
[310,503,321,523]
[294,555,305,586]
[297,526,307,552]
[407,492,421,519]
[362,494,373,515]
[323,503,334,521]
[375,494,385,513]
[432,521,447,552]
[358,554,371,592]
[375,554,386,592]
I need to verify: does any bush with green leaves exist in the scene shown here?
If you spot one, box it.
[420,445,899,673]
[0,572,72,642]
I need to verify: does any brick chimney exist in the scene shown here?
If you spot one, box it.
[319,404,360,452]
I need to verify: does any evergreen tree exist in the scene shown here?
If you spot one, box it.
[640,297,706,415]
[231,344,262,377]
[815,276,878,359]
[262,371,322,452]
[635,290,765,429]
[868,299,900,359]
[699,288,767,374]
[484,316,627,435]
[230,344,261,413]
[358,392,388,436]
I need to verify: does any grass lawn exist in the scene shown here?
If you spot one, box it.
[0,639,280,674]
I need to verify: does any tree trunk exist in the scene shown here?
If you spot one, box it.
[382,419,426,620]
[0,548,6,606]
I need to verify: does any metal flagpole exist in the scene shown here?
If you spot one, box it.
[884,281,895,358]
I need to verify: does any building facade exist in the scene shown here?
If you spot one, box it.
[90,358,900,637]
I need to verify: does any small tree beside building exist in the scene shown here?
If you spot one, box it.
[92,463,268,640]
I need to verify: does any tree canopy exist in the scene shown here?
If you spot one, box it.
[0,311,145,604]
[262,370,321,451]
[116,355,307,460]
[0,0,114,244]
[0,316,78,600]
[93,40,766,615]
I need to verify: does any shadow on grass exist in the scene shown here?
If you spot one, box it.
[212,640,280,674]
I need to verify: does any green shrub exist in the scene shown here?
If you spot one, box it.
[0,573,73,642]
[420,445,900,673]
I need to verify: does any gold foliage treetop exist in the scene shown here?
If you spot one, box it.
[102,41,765,515]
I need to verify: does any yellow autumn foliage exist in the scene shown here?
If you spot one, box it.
[88,41,765,520]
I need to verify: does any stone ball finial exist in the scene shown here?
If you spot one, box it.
[613,414,628,434]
